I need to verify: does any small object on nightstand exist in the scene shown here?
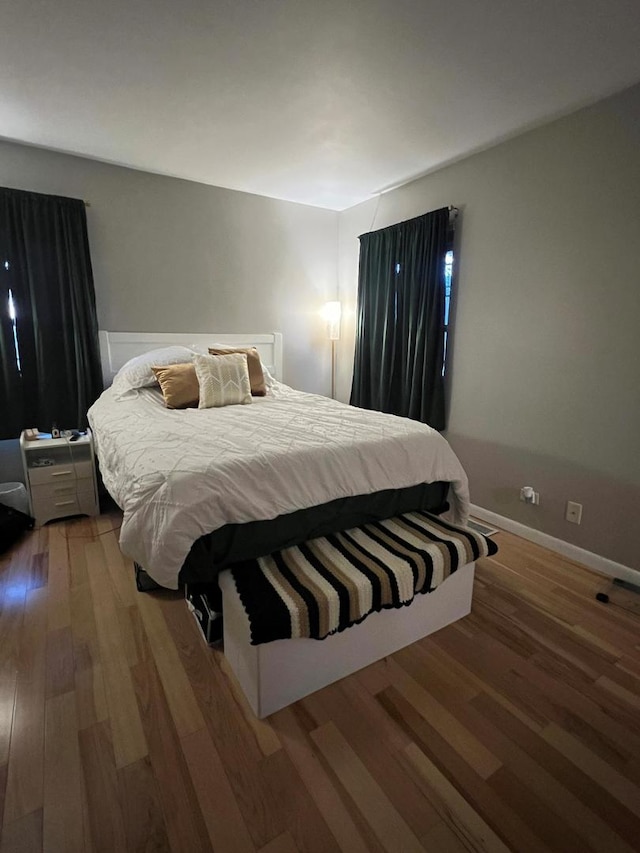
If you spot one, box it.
[51,423,60,438]
[24,428,40,441]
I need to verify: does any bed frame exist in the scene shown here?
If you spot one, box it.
[98,330,284,388]
[97,329,474,716]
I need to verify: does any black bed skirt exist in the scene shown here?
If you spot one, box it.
[178,481,449,588]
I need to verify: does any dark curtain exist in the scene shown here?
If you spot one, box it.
[350,206,451,430]
[0,187,103,440]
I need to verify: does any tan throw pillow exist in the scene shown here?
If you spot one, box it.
[152,362,200,409]
[194,353,252,408]
[207,346,267,396]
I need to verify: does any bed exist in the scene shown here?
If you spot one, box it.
[89,331,479,716]
[89,331,470,591]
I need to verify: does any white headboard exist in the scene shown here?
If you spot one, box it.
[99,331,283,387]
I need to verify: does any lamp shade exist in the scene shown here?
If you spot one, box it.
[322,301,341,341]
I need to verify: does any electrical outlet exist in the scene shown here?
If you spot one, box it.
[566,501,583,524]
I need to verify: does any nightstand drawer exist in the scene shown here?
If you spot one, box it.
[30,483,97,525]
[30,480,82,503]
[28,460,94,486]
[29,465,76,486]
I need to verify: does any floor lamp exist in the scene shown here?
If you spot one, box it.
[323,301,341,399]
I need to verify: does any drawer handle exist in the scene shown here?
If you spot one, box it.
[54,499,76,507]
[51,470,73,477]
[54,486,74,493]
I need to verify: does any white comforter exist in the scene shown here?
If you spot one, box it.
[88,383,470,588]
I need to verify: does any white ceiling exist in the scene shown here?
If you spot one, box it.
[1,0,639,210]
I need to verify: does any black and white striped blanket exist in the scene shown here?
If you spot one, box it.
[231,511,498,645]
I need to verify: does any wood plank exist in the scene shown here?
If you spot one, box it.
[258,831,299,853]
[45,626,75,699]
[3,587,47,823]
[74,664,109,732]
[419,634,543,733]
[259,747,342,853]
[452,686,637,853]
[131,653,212,853]
[69,581,100,673]
[29,552,48,591]
[405,640,480,704]
[78,721,127,853]
[43,691,85,853]
[70,579,108,731]
[384,657,502,780]
[136,591,205,738]
[160,596,287,849]
[85,542,147,769]
[117,757,170,853]
[471,690,640,849]
[67,519,91,589]
[379,686,551,853]
[46,525,71,632]
[404,742,511,853]
[354,658,394,695]
[0,764,7,838]
[311,721,424,853]
[181,727,255,853]
[218,654,282,757]
[270,706,377,853]
[488,764,596,853]
[420,820,473,853]
[0,808,42,853]
[302,681,439,839]
[542,722,640,819]
[99,529,137,609]
[339,675,413,754]
[0,534,31,768]
[595,675,640,712]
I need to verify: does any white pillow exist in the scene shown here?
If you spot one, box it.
[194,353,252,408]
[261,362,275,388]
[111,346,195,392]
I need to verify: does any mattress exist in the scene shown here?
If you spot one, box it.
[88,381,470,588]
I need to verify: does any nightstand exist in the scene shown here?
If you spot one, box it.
[20,430,99,526]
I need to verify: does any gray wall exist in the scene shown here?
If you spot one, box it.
[338,83,640,568]
[0,140,339,394]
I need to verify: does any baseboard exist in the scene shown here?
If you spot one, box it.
[470,504,639,586]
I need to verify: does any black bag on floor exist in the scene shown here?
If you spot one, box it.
[0,502,35,554]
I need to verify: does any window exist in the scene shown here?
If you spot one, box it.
[442,249,453,376]
[351,206,453,429]
[4,260,21,372]
[0,186,102,440]
[392,252,452,376]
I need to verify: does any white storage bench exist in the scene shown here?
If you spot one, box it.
[218,560,475,718]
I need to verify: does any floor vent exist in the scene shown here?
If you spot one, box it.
[468,518,499,537]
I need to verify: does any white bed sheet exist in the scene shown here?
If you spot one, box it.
[88,382,470,588]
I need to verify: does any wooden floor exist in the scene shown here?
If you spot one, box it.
[0,515,638,853]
